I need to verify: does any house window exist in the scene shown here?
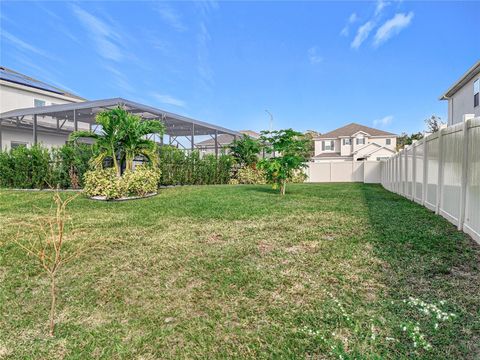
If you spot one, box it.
[34,99,46,107]
[386,138,391,145]
[11,141,28,149]
[356,137,365,145]
[343,138,351,145]
[322,140,334,151]
[474,79,479,108]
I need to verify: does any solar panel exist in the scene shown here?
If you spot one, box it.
[0,68,65,95]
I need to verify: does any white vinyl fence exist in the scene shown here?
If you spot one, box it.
[306,161,382,184]
[381,117,480,244]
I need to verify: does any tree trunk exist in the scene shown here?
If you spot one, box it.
[112,147,121,177]
[280,180,286,196]
[49,273,56,336]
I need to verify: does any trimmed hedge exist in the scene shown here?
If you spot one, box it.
[0,144,234,189]
[158,146,234,186]
[0,144,93,189]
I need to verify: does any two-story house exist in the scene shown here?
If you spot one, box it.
[0,66,87,150]
[312,123,397,162]
[440,60,480,126]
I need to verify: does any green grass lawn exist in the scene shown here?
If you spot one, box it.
[0,184,479,359]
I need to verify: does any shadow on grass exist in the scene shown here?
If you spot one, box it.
[359,183,480,358]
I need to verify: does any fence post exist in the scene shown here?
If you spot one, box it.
[412,144,417,201]
[329,161,332,182]
[395,154,399,194]
[404,149,408,196]
[458,119,470,230]
[422,137,428,206]
[436,129,444,215]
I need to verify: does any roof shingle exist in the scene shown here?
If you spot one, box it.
[316,123,396,139]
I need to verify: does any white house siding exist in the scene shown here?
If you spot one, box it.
[448,75,480,126]
[1,127,69,150]
[0,81,81,112]
[366,147,396,160]
[0,81,85,151]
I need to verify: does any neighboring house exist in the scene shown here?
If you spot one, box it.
[196,130,260,154]
[0,66,87,150]
[312,123,397,162]
[440,60,480,126]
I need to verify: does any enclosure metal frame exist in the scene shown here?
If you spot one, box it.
[0,98,241,156]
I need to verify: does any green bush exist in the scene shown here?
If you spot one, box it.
[0,144,93,189]
[0,144,234,189]
[83,168,121,199]
[230,166,266,184]
[0,145,52,189]
[289,170,307,183]
[158,146,233,186]
[83,166,161,199]
[122,166,161,197]
[51,144,94,189]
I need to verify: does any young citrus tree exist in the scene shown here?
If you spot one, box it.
[258,129,309,195]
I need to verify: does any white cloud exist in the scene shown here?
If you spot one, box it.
[340,12,358,36]
[1,31,54,60]
[197,21,214,89]
[351,21,375,49]
[104,65,135,93]
[71,5,124,61]
[154,3,187,32]
[307,47,323,64]
[373,12,414,47]
[373,115,394,127]
[375,0,390,16]
[152,93,186,108]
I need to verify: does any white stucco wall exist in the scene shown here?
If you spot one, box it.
[448,75,480,126]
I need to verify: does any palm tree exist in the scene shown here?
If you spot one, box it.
[120,114,165,171]
[69,107,164,176]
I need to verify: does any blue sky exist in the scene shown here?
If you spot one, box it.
[1,1,478,135]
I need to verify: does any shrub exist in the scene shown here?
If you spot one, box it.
[289,170,307,183]
[83,166,161,199]
[231,166,266,184]
[0,144,93,189]
[158,146,233,186]
[51,144,94,189]
[122,166,161,197]
[0,145,52,189]
[83,168,121,199]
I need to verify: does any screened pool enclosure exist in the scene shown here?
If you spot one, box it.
[0,97,241,156]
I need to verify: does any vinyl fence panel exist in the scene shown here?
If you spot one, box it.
[381,118,480,244]
[306,161,382,183]
[464,120,480,242]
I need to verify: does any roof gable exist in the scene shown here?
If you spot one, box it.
[316,123,396,139]
[440,60,480,100]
